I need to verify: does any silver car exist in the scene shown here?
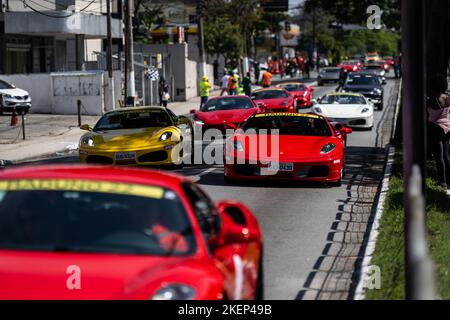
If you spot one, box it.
[318,67,341,85]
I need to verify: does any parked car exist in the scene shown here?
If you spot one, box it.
[0,80,31,114]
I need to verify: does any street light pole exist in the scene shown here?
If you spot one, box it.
[196,0,206,78]
[401,0,427,299]
[125,0,136,107]
[106,0,115,110]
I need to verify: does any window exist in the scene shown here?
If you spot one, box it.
[182,183,221,245]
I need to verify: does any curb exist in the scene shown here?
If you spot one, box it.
[353,145,396,300]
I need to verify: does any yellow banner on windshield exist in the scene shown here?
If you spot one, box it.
[255,113,320,119]
[0,179,164,199]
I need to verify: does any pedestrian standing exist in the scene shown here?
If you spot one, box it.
[261,70,272,88]
[220,72,230,96]
[427,74,450,189]
[254,62,260,85]
[227,71,238,95]
[199,76,211,109]
[161,86,170,108]
[158,78,168,106]
[243,72,252,96]
[304,60,310,79]
[393,55,400,78]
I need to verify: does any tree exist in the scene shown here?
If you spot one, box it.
[203,19,244,66]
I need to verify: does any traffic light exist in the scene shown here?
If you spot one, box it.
[284,21,291,32]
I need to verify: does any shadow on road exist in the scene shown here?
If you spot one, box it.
[296,146,387,300]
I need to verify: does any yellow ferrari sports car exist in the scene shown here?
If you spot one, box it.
[79,106,193,167]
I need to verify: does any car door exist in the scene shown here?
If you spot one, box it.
[181,182,259,300]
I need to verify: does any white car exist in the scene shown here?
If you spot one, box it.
[312,92,374,130]
[0,79,31,114]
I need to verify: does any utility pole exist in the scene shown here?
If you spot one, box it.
[106,0,115,110]
[123,1,128,106]
[196,0,206,79]
[401,0,427,299]
[125,0,135,107]
[312,7,317,69]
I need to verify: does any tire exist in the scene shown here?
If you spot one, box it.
[255,247,264,300]
[377,103,383,111]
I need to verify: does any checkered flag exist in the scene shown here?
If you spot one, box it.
[147,68,159,81]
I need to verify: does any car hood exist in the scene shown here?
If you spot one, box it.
[196,109,255,125]
[0,88,29,96]
[233,134,339,161]
[0,250,217,299]
[82,127,178,150]
[316,104,371,117]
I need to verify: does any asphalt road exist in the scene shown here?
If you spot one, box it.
[14,73,398,300]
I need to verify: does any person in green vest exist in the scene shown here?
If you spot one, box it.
[199,76,211,109]
[242,72,252,96]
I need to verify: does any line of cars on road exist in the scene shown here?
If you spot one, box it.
[0,67,388,300]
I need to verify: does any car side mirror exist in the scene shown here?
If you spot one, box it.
[340,127,353,135]
[190,109,196,114]
[80,124,92,131]
[311,99,318,105]
[215,200,261,245]
[225,123,237,130]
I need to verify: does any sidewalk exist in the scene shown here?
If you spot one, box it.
[0,90,221,163]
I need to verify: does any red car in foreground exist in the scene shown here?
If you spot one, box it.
[250,88,295,113]
[277,82,314,110]
[224,113,352,186]
[190,96,261,135]
[0,165,263,300]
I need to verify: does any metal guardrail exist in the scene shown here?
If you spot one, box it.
[407,165,438,300]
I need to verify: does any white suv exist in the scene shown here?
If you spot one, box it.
[0,80,32,114]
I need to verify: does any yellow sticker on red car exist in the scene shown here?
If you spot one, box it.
[255,113,320,119]
[0,179,164,199]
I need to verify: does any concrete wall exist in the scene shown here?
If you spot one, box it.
[0,71,120,115]
[0,74,52,113]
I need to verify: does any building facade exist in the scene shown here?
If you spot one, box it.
[0,0,123,74]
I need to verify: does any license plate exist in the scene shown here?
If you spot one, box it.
[268,162,294,172]
[115,152,136,161]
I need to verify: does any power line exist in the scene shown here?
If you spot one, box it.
[22,0,98,19]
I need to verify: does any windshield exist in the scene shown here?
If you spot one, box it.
[320,95,366,105]
[251,90,289,100]
[94,109,172,131]
[242,115,331,136]
[0,80,14,90]
[346,75,379,86]
[281,84,307,92]
[202,97,254,112]
[0,181,196,256]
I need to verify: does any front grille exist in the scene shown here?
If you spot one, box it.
[14,96,23,100]
[86,155,113,164]
[349,119,366,125]
[138,151,168,163]
[307,166,329,178]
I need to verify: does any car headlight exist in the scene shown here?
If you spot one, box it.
[313,107,323,114]
[361,107,370,113]
[81,136,95,147]
[3,94,12,99]
[341,89,346,93]
[159,132,173,141]
[372,88,382,95]
[320,143,336,154]
[152,284,196,300]
[234,140,244,152]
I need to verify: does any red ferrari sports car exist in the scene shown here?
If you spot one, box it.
[0,165,263,300]
[190,96,262,135]
[338,60,361,73]
[250,88,295,113]
[224,113,352,186]
[277,82,314,110]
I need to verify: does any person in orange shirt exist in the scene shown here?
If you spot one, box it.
[227,71,238,95]
[261,70,272,88]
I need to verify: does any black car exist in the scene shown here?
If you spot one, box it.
[341,73,384,110]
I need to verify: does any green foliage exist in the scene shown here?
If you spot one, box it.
[204,19,244,63]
